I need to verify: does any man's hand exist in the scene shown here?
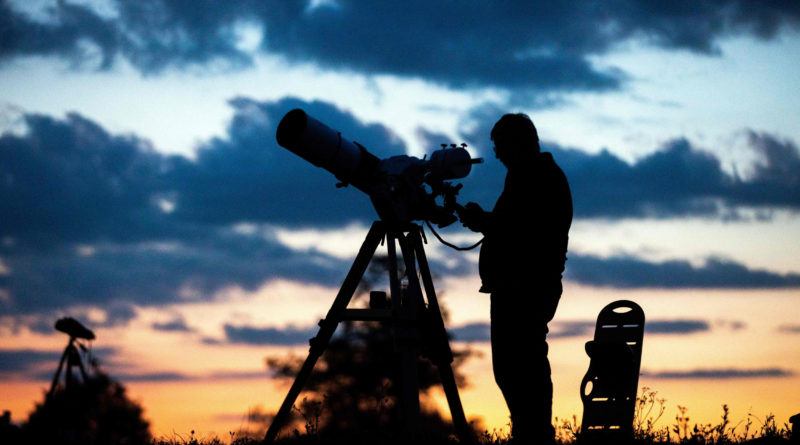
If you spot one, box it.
[457,202,488,233]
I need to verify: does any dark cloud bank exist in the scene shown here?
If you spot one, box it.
[203,316,752,348]
[641,368,794,380]
[448,319,720,344]
[0,347,267,382]
[196,317,721,347]
[0,346,114,378]
[5,318,790,383]
[0,348,59,373]
[220,324,315,346]
[2,0,799,92]
[2,96,799,331]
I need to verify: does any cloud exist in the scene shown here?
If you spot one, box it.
[0,112,171,247]
[557,139,732,219]
[566,254,800,288]
[151,316,194,333]
[3,1,799,92]
[641,367,794,379]
[549,321,596,339]
[47,369,266,383]
[715,319,746,331]
[1,97,401,324]
[0,0,119,69]
[168,96,403,228]
[448,318,717,342]
[547,136,800,219]
[778,324,800,334]
[2,231,349,318]
[222,323,314,346]
[733,131,800,207]
[112,371,193,383]
[2,97,799,333]
[645,320,709,334]
[458,108,800,219]
[0,97,399,245]
[0,349,58,372]
[0,344,267,383]
[105,370,268,383]
[0,346,117,381]
[449,322,491,343]
[206,370,269,380]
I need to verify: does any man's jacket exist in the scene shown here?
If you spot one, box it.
[478,152,573,293]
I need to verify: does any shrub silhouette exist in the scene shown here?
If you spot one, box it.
[267,322,474,443]
[23,369,152,445]
[265,255,476,442]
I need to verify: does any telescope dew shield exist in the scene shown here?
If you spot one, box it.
[276,109,380,192]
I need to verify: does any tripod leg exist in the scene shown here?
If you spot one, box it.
[65,344,75,390]
[410,229,475,444]
[391,232,422,436]
[48,343,72,397]
[74,346,89,383]
[263,222,386,444]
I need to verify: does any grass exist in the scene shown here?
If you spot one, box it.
[624,387,792,444]
[151,388,795,445]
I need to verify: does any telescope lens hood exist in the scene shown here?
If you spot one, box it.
[276,108,307,149]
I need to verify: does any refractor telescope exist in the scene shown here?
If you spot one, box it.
[55,317,95,340]
[276,109,482,227]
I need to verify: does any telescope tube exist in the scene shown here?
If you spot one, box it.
[276,109,380,193]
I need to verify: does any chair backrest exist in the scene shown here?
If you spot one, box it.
[579,300,645,444]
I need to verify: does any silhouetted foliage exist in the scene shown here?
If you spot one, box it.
[0,411,22,445]
[22,369,151,445]
[265,255,476,442]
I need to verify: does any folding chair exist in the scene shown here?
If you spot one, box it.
[579,300,645,444]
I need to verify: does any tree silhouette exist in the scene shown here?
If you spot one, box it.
[23,367,151,445]
[266,255,475,442]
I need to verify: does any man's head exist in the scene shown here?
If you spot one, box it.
[491,113,540,167]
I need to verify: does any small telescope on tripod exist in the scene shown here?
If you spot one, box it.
[264,110,481,443]
[49,317,95,397]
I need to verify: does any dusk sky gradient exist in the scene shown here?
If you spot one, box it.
[1,0,799,438]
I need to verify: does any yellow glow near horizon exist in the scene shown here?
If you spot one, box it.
[2,280,798,438]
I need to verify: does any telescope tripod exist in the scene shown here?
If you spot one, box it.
[263,221,473,444]
[49,336,90,398]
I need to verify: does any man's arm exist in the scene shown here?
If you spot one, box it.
[457,202,492,233]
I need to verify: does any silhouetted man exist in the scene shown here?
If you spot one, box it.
[458,113,572,445]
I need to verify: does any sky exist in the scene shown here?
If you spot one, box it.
[1,0,800,439]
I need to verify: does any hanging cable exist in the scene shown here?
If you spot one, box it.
[424,220,483,251]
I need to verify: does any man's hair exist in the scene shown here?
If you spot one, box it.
[491,113,540,153]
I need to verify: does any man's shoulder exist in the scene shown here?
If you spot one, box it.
[539,151,569,180]
[538,151,559,167]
